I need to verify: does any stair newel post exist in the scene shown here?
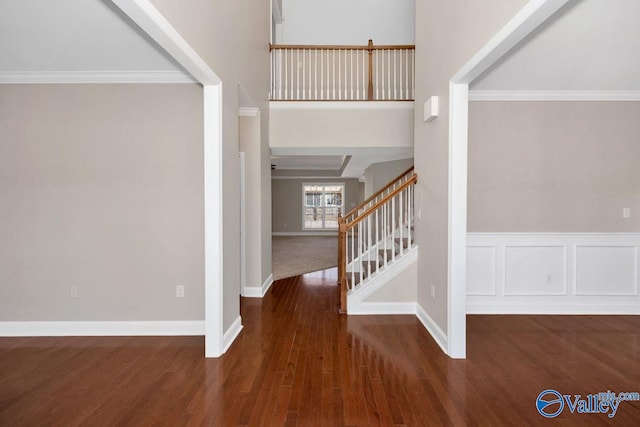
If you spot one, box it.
[338,215,348,313]
[367,39,374,100]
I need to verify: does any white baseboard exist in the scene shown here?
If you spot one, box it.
[0,320,205,337]
[348,302,417,315]
[272,232,337,237]
[467,302,640,315]
[244,274,274,298]
[416,304,448,355]
[222,316,243,352]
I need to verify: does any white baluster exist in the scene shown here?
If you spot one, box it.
[302,49,306,100]
[381,50,385,99]
[375,51,379,100]
[320,49,324,100]
[393,49,397,100]
[284,49,288,99]
[408,185,412,248]
[332,50,336,100]
[412,50,415,99]
[358,221,363,285]
[350,49,354,100]
[296,49,300,100]
[391,195,396,261]
[356,49,359,99]
[314,49,318,100]
[351,227,355,288]
[405,50,409,99]
[399,189,404,256]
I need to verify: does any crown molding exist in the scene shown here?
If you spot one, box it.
[0,70,197,84]
[238,107,260,117]
[469,90,640,101]
[269,101,414,110]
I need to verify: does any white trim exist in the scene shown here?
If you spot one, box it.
[0,70,196,84]
[467,303,640,315]
[244,274,274,298]
[469,90,640,102]
[111,0,221,85]
[416,304,448,355]
[0,321,204,337]
[444,0,570,360]
[269,101,414,111]
[113,0,225,358]
[468,232,640,239]
[447,83,468,359]
[239,152,246,297]
[239,107,260,117]
[272,231,337,237]
[203,85,224,357]
[222,316,243,352]
[302,182,345,231]
[452,0,570,84]
[467,232,640,313]
[348,302,417,315]
[271,176,344,180]
[347,246,418,309]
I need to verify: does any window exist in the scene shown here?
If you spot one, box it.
[303,184,344,230]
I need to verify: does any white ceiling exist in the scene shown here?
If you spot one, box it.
[271,155,345,170]
[472,0,640,92]
[0,0,191,80]
[271,148,413,179]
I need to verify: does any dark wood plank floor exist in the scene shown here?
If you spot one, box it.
[1,268,639,426]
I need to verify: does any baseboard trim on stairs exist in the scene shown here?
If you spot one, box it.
[348,302,417,315]
[223,316,243,352]
[272,232,337,237]
[416,304,449,355]
[0,320,205,337]
[244,274,274,298]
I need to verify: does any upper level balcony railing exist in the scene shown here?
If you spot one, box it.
[270,39,415,101]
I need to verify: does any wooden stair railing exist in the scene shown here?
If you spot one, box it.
[343,165,414,223]
[269,40,415,101]
[338,169,417,312]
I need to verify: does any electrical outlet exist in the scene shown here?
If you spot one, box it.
[176,285,184,298]
[545,273,552,284]
[69,286,78,299]
[430,284,435,299]
[623,208,631,219]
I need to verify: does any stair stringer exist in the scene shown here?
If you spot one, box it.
[347,246,418,315]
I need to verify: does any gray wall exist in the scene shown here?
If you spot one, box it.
[272,178,361,233]
[0,84,204,321]
[468,101,640,232]
[364,158,414,197]
[414,0,528,333]
[239,114,272,288]
[150,0,271,331]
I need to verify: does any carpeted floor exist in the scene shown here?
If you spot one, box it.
[271,236,338,280]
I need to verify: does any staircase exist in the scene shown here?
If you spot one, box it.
[337,166,417,312]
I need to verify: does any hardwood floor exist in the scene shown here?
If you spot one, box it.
[1,268,639,426]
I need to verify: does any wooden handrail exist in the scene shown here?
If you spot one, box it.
[270,39,415,102]
[269,43,416,51]
[344,165,414,220]
[345,175,417,230]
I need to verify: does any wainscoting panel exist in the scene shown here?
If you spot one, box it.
[575,246,638,296]
[504,245,566,296]
[466,246,497,296]
[467,233,640,314]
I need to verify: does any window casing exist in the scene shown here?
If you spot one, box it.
[302,184,344,230]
